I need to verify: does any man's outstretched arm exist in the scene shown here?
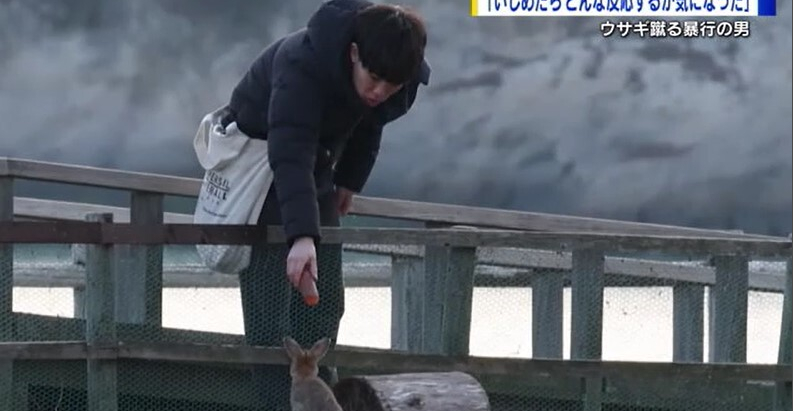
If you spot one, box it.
[267,43,325,248]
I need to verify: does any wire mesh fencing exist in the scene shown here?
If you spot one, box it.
[3,234,791,411]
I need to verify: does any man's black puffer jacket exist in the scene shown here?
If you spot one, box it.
[228,0,431,246]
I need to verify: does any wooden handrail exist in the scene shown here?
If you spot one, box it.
[0,157,784,240]
[0,221,790,256]
[0,157,200,196]
[0,341,788,382]
[12,197,789,292]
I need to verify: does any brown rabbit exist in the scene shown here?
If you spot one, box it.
[283,336,343,411]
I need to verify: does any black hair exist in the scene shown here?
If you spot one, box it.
[352,4,427,85]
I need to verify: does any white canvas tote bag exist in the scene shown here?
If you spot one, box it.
[192,106,273,274]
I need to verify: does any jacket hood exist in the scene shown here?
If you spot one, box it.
[305,0,431,87]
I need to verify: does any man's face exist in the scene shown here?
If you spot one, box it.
[350,43,403,107]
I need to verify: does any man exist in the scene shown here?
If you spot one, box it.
[224,0,430,408]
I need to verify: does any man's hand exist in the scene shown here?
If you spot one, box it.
[336,186,355,216]
[286,237,317,289]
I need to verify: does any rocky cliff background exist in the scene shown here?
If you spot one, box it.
[0,0,790,235]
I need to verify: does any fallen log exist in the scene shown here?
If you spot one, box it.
[332,371,491,411]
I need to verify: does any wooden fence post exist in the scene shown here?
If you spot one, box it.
[0,176,15,410]
[85,212,118,411]
[571,247,605,411]
[774,257,792,411]
[422,244,477,356]
[532,268,564,359]
[673,283,704,362]
[708,255,749,363]
[390,255,424,352]
[114,191,163,326]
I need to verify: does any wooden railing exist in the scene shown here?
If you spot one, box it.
[9,197,788,291]
[1,156,783,239]
[0,220,790,410]
[0,156,791,410]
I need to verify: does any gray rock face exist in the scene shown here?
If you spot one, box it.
[0,0,790,235]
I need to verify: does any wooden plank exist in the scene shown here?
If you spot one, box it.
[11,311,248,347]
[420,223,478,356]
[18,244,793,294]
[0,176,13,411]
[583,377,604,411]
[85,214,117,344]
[778,258,792,367]
[15,260,394,288]
[570,248,605,411]
[11,357,258,409]
[0,341,96,360]
[600,373,777,411]
[422,245,447,355]
[673,284,704,362]
[4,312,792,408]
[16,195,790,276]
[347,244,787,292]
[570,248,604,361]
[5,157,782,240]
[0,222,790,256]
[7,352,783,411]
[442,246,477,356]
[7,348,781,411]
[390,256,424,352]
[115,190,163,326]
[0,178,13,322]
[9,255,787,292]
[15,197,191,224]
[532,269,564,359]
[708,255,749,363]
[775,258,792,411]
[84,212,118,411]
[0,340,788,382]
[351,196,781,240]
[10,197,791,288]
[73,287,86,318]
[4,157,200,197]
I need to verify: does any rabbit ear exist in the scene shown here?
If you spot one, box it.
[308,337,331,360]
[283,336,303,360]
